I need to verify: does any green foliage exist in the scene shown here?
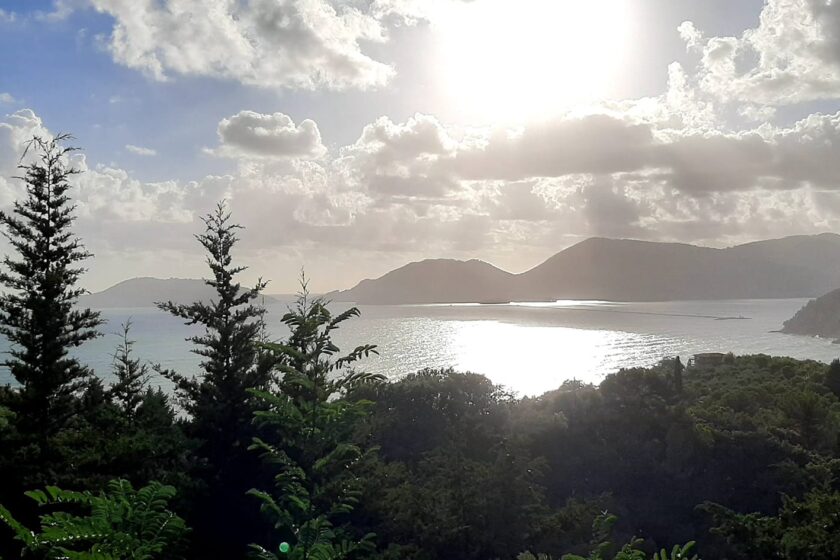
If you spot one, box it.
[704,486,840,560]
[156,202,272,463]
[558,514,642,560]
[108,321,151,417]
[825,359,840,398]
[520,514,699,560]
[249,280,382,560]
[0,404,13,432]
[155,202,274,557]
[0,134,103,439]
[0,141,188,560]
[0,479,188,559]
[353,368,555,560]
[1,142,840,560]
[648,543,698,560]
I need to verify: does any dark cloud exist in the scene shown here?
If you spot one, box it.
[453,115,656,180]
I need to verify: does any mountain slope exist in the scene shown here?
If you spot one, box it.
[725,233,840,294]
[327,259,516,304]
[781,288,840,341]
[514,237,833,301]
[331,234,840,304]
[81,277,279,308]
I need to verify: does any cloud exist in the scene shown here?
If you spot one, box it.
[213,111,326,160]
[335,114,459,199]
[35,0,84,22]
[125,144,156,156]
[7,101,840,291]
[684,0,840,105]
[329,108,840,248]
[452,114,656,181]
[677,21,703,50]
[0,9,15,23]
[89,0,395,90]
[10,1,840,290]
[0,93,15,104]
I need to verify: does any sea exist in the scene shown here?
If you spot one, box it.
[1,298,837,397]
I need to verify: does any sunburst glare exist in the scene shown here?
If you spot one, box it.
[433,0,635,123]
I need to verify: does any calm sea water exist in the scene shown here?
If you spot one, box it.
[1,298,837,397]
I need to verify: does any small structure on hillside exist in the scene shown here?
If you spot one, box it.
[690,352,727,368]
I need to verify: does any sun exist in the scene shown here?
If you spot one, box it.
[432,0,634,123]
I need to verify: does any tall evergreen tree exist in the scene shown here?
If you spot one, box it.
[672,356,684,394]
[109,320,150,417]
[156,201,273,557]
[825,358,840,398]
[0,134,102,439]
[249,280,382,560]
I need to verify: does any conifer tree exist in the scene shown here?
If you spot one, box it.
[249,279,382,560]
[156,201,273,557]
[157,201,271,469]
[109,320,150,417]
[0,134,102,438]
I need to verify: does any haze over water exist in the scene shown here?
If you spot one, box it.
[2,298,835,397]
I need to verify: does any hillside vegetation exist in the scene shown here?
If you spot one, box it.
[782,288,840,341]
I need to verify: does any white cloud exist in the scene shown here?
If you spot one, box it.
[7,100,840,290]
[0,93,15,104]
[213,111,326,159]
[89,0,395,90]
[677,20,703,50]
[36,0,84,22]
[10,0,840,290]
[335,114,460,199]
[684,0,840,105]
[125,144,156,156]
[738,104,777,123]
[0,9,16,23]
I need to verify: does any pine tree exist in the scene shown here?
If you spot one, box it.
[156,201,273,557]
[157,201,272,470]
[0,134,103,439]
[109,320,150,417]
[249,279,382,560]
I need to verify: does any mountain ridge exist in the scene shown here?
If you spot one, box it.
[80,277,280,308]
[328,234,840,304]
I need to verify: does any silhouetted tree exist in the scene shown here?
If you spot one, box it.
[109,320,150,417]
[157,201,273,557]
[825,358,840,398]
[673,356,684,394]
[0,134,102,439]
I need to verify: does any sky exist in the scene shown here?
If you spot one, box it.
[3,0,840,292]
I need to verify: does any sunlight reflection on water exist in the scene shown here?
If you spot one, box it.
[1,298,839,396]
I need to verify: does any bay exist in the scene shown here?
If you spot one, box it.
[1,298,837,397]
